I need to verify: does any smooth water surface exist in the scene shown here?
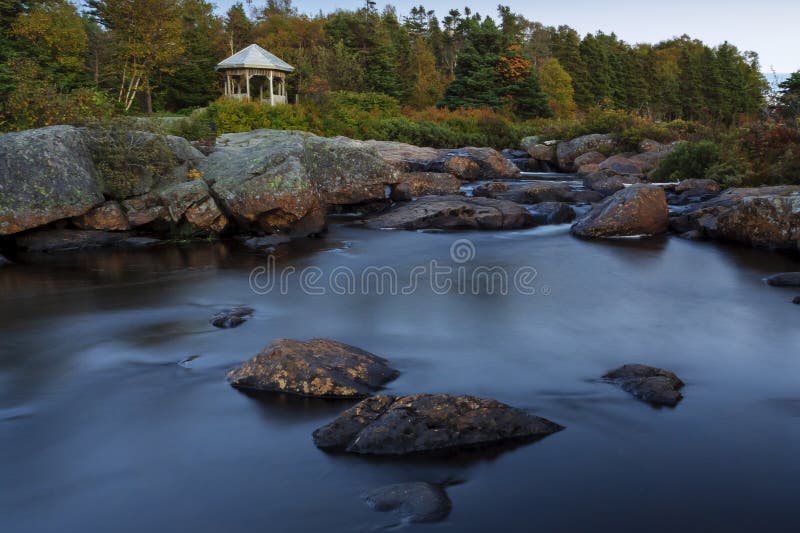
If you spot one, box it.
[2,220,800,532]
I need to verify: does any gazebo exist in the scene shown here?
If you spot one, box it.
[216,44,294,105]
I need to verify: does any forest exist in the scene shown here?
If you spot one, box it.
[1,0,799,186]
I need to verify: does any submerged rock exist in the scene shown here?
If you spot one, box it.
[363,482,452,523]
[571,184,669,238]
[13,229,155,252]
[242,235,292,250]
[364,195,535,230]
[604,364,684,407]
[0,126,103,235]
[312,393,563,455]
[0,254,10,267]
[793,296,800,305]
[227,338,399,398]
[765,272,800,287]
[210,306,254,328]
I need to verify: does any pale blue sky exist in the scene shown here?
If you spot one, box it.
[213,0,800,73]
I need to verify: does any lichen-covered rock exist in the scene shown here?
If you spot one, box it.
[363,482,452,523]
[72,201,130,231]
[0,126,103,235]
[202,130,398,236]
[556,134,616,171]
[442,156,481,181]
[765,272,800,287]
[160,180,228,234]
[672,187,800,250]
[571,184,668,238]
[392,172,461,199]
[521,137,558,164]
[472,181,509,198]
[604,364,684,407]
[227,338,399,398]
[364,195,535,230]
[312,393,563,455]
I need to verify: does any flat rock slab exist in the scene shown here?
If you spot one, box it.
[364,195,535,230]
[363,482,452,523]
[211,306,254,328]
[312,393,563,455]
[765,272,800,287]
[14,230,160,253]
[227,338,399,398]
[604,364,684,407]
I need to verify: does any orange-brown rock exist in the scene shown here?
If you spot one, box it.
[72,201,130,231]
[571,184,668,238]
[227,338,399,398]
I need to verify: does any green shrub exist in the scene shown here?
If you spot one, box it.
[652,140,721,181]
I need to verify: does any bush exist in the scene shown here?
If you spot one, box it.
[652,141,721,181]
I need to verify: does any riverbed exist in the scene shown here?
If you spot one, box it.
[2,196,800,531]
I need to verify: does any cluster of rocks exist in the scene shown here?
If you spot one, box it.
[220,328,685,523]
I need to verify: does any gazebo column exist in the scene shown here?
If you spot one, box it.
[269,72,274,106]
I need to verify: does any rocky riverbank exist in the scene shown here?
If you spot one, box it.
[1,125,798,255]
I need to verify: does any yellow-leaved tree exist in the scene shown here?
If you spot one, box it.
[537,57,577,119]
[88,0,185,112]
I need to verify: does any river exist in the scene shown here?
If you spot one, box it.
[2,179,800,532]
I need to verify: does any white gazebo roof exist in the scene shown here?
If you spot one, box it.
[216,44,294,72]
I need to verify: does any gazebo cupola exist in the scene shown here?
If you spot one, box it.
[216,44,294,105]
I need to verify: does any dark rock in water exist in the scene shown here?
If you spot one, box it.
[243,235,292,250]
[0,254,9,267]
[667,185,800,250]
[678,230,704,240]
[509,158,542,172]
[604,364,684,407]
[363,482,452,523]
[765,272,800,287]
[312,393,563,455]
[793,296,800,305]
[14,229,158,252]
[364,195,535,231]
[227,338,398,398]
[571,184,669,238]
[529,202,576,225]
[211,306,254,328]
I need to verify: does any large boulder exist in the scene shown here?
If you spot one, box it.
[159,180,229,234]
[520,137,558,165]
[0,126,103,235]
[556,134,616,171]
[669,186,800,250]
[366,140,519,180]
[629,140,682,174]
[604,364,684,407]
[202,130,398,236]
[571,184,669,238]
[226,338,399,398]
[598,155,645,176]
[71,201,130,231]
[364,195,535,230]
[391,172,461,200]
[312,393,564,455]
[573,151,607,169]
